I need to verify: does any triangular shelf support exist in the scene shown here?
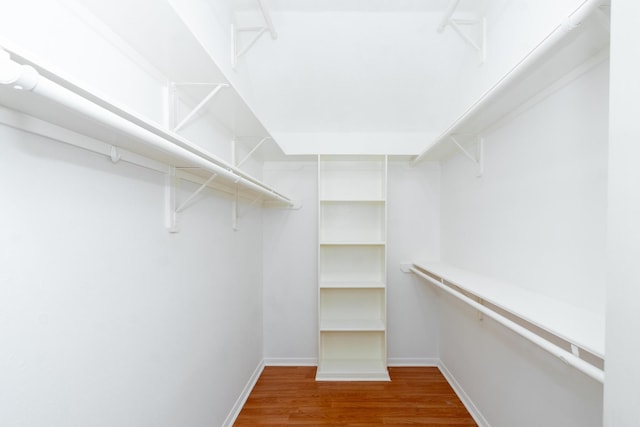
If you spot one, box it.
[438,0,486,64]
[450,135,484,177]
[231,0,278,69]
[170,83,228,132]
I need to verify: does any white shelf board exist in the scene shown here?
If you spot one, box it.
[320,198,386,203]
[316,359,390,381]
[320,319,385,332]
[320,241,386,246]
[417,5,610,161]
[79,0,269,137]
[413,261,605,358]
[0,45,291,205]
[320,281,386,289]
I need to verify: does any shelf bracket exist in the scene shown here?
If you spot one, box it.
[166,169,218,232]
[239,195,264,219]
[232,189,239,231]
[231,0,278,69]
[172,83,229,132]
[110,145,121,163]
[438,0,486,64]
[237,137,271,167]
[176,173,218,213]
[165,166,179,233]
[450,135,484,177]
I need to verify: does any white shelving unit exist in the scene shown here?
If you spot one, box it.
[409,261,605,382]
[0,1,295,228]
[414,0,610,163]
[317,155,390,381]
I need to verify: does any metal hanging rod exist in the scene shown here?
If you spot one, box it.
[0,48,293,207]
[409,266,604,383]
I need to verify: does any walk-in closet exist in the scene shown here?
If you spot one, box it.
[1,0,638,426]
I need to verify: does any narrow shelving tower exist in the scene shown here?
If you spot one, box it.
[316,155,390,381]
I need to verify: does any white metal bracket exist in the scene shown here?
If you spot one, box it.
[399,262,413,273]
[170,83,229,132]
[165,166,179,233]
[233,194,264,232]
[450,135,484,177]
[110,145,121,163]
[231,0,277,69]
[438,0,486,64]
[165,168,218,233]
[237,137,271,167]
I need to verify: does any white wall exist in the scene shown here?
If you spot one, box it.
[262,159,442,365]
[437,54,608,426]
[0,125,264,427]
[1,2,269,425]
[262,161,319,363]
[441,59,609,313]
[604,1,640,425]
[445,0,588,129]
[387,160,441,364]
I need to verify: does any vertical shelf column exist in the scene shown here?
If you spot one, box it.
[316,155,390,381]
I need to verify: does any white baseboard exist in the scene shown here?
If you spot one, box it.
[438,360,491,427]
[264,357,318,366]
[388,357,439,367]
[222,360,265,427]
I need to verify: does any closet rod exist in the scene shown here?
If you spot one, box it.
[410,267,605,383]
[0,49,293,207]
[413,0,608,164]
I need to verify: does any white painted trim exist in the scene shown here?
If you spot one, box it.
[438,360,491,427]
[388,357,439,367]
[264,357,318,366]
[222,360,265,427]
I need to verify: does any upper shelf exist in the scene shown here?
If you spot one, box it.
[0,44,292,206]
[412,261,605,359]
[414,0,610,162]
[78,0,269,138]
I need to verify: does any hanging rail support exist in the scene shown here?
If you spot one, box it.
[110,146,121,163]
[450,135,484,177]
[176,173,218,213]
[239,195,264,218]
[173,83,228,132]
[437,0,486,64]
[257,0,278,39]
[231,0,278,68]
[232,189,239,231]
[237,137,271,167]
[165,166,179,233]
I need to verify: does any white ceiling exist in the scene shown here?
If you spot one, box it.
[233,0,485,153]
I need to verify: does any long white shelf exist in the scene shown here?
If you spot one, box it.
[412,261,605,359]
[320,281,386,289]
[414,0,610,162]
[320,241,386,246]
[0,45,292,206]
[77,0,269,138]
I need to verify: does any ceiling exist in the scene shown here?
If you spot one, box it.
[233,0,486,153]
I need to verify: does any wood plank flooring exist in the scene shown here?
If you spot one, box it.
[234,366,477,426]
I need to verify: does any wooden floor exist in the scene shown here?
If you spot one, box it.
[234,366,477,426]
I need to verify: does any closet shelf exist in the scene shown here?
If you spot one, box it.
[0,45,293,206]
[411,261,605,359]
[320,241,386,246]
[320,281,386,289]
[320,319,386,332]
[78,0,269,137]
[414,0,610,163]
